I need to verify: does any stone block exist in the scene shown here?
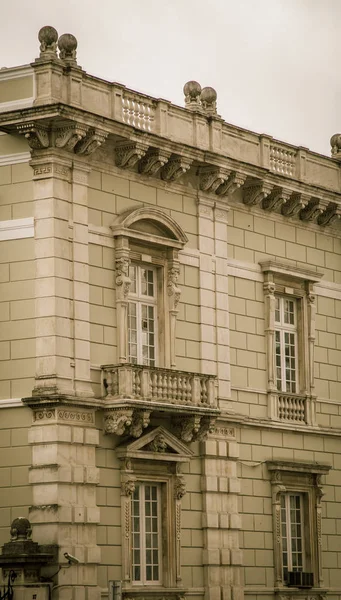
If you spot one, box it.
[227,442,239,459]
[203,549,220,565]
[230,549,243,565]
[220,548,231,565]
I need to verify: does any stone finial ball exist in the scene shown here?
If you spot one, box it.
[200,87,217,104]
[58,33,78,53]
[38,26,58,46]
[183,81,202,99]
[10,517,32,540]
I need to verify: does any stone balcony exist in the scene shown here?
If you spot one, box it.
[270,391,315,426]
[101,363,218,442]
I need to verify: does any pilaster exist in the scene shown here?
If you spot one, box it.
[71,161,94,397]
[28,405,100,600]
[32,152,74,397]
[201,431,243,600]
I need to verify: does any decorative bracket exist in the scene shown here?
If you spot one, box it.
[317,202,341,226]
[172,414,216,443]
[55,124,88,152]
[17,123,49,149]
[75,129,108,156]
[115,140,149,169]
[300,198,328,222]
[216,170,246,197]
[262,187,292,212]
[128,410,151,438]
[243,181,273,206]
[115,256,132,301]
[104,408,133,436]
[161,155,192,181]
[138,148,171,176]
[281,192,309,217]
[199,166,230,193]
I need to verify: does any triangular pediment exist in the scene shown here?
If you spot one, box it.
[116,426,193,463]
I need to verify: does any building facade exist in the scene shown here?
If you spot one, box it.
[0,25,341,600]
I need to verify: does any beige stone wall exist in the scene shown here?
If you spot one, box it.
[238,427,341,593]
[0,406,32,545]
[0,161,35,399]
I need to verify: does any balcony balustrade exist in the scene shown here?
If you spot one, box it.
[101,364,218,442]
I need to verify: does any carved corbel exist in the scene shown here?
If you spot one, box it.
[281,192,309,217]
[199,167,230,194]
[167,257,181,368]
[300,198,328,222]
[75,129,108,156]
[243,181,273,206]
[115,140,149,169]
[193,416,217,441]
[167,264,181,311]
[216,170,247,197]
[103,408,133,436]
[128,409,151,438]
[17,123,49,149]
[161,155,192,181]
[317,202,341,226]
[138,148,171,176]
[262,187,292,212]
[55,124,88,152]
[121,476,137,496]
[115,256,132,302]
[174,476,186,500]
[172,415,201,443]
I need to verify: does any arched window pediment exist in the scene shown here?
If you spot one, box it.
[111,206,188,249]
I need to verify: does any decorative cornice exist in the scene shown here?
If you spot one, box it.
[115,140,149,169]
[260,259,324,283]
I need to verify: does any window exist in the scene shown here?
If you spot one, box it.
[112,207,188,369]
[280,493,305,582]
[260,260,323,425]
[128,265,157,366]
[132,482,162,584]
[275,297,298,393]
[268,461,330,589]
[117,426,192,591]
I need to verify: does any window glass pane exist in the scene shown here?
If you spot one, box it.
[132,483,161,584]
[280,493,304,581]
[141,269,155,297]
[275,297,280,322]
[129,266,137,293]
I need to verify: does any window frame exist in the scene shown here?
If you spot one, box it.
[117,426,192,591]
[112,207,188,370]
[260,260,323,425]
[131,480,163,585]
[267,460,330,590]
[275,296,299,394]
[128,264,159,367]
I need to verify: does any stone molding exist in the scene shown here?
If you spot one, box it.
[0,217,34,241]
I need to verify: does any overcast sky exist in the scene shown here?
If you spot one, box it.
[1,0,339,156]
